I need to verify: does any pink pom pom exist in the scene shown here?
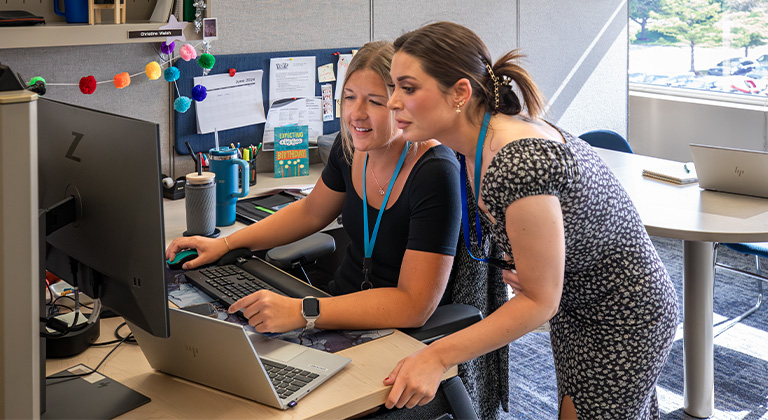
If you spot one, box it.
[180,44,197,61]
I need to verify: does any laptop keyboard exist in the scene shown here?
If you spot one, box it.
[184,265,287,306]
[261,359,320,400]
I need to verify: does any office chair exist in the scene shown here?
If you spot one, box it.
[265,230,482,420]
[713,242,767,335]
[579,129,633,153]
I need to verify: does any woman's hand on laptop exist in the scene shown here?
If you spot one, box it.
[229,291,304,333]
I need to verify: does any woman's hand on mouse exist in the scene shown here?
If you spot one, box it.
[166,236,229,270]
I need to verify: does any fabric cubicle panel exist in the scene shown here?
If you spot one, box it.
[172,47,355,155]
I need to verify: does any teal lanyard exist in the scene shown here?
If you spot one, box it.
[459,112,514,270]
[361,141,410,290]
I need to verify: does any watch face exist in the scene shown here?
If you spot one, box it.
[303,298,320,317]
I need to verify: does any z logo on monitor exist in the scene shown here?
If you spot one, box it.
[65,131,84,162]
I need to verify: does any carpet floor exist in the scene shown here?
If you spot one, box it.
[504,236,768,420]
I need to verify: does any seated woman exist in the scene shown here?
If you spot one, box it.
[166,40,461,334]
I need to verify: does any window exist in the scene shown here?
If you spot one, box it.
[629,0,768,98]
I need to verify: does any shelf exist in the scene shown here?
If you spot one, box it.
[0,21,202,49]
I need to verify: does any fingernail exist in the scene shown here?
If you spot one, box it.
[384,377,389,381]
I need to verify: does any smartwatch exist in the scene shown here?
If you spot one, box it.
[301,297,320,329]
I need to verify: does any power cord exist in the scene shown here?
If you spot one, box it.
[45,322,133,380]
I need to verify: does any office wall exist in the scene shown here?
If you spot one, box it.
[0,0,628,178]
[630,91,768,162]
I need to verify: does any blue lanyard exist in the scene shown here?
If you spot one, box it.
[361,141,411,289]
[459,112,514,270]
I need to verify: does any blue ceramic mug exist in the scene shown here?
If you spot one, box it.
[54,0,89,23]
[209,148,249,226]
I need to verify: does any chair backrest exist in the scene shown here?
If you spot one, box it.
[579,129,633,154]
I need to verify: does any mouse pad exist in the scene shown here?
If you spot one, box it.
[165,267,393,353]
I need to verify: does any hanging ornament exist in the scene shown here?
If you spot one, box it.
[192,0,206,33]
[113,72,131,89]
[160,41,176,55]
[198,52,215,76]
[79,76,97,94]
[145,62,162,80]
[174,96,192,113]
[191,84,207,101]
[229,68,236,77]
[27,76,46,95]
[180,44,197,61]
[164,67,181,82]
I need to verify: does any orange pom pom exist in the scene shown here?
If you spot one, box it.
[113,72,131,89]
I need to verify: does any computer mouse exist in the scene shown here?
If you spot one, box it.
[167,249,199,270]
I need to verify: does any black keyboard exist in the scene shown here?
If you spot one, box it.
[261,359,319,400]
[184,265,287,306]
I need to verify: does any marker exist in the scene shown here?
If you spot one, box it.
[254,205,275,214]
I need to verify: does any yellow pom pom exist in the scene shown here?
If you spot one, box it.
[145,62,162,80]
[113,72,131,89]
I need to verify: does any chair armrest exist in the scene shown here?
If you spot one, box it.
[400,304,483,344]
[265,232,336,268]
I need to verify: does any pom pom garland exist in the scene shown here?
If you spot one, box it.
[164,67,181,82]
[180,44,197,61]
[28,76,46,86]
[160,41,176,55]
[113,72,131,89]
[198,53,215,69]
[191,84,207,102]
[174,96,192,113]
[79,76,97,94]
[145,62,162,80]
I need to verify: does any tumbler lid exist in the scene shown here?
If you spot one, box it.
[186,171,215,185]
[209,147,237,158]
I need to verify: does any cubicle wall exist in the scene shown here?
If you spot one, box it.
[0,0,628,178]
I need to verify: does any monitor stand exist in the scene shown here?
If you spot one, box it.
[40,199,150,418]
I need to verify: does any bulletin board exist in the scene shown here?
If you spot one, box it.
[173,47,357,155]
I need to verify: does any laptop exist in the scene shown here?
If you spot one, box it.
[127,307,351,410]
[689,143,768,199]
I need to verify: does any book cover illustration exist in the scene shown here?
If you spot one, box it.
[274,125,310,178]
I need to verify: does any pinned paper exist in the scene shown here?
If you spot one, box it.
[318,63,336,83]
[321,84,334,121]
[334,54,353,100]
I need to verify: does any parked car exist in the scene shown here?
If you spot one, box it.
[682,76,718,91]
[658,73,697,87]
[756,54,768,65]
[708,58,756,76]
[746,65,768,80]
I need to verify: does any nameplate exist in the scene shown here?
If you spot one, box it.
[128,29,182,39]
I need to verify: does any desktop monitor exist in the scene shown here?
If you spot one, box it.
[38,98,169,339]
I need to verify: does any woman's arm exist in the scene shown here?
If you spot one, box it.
[228,249,454,332]
[165,178,344,269]
[383,194,566,409]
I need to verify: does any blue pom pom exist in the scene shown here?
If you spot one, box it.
[191,84,208,102]
[164,67,180,82]
[174,96,192,113]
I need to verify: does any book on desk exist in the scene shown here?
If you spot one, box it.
[642,161,698,185]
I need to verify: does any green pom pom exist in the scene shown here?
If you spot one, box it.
[28,76,46,86]
[198,53,215,69]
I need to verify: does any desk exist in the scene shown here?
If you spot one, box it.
[46,164,457,419]
[596,149,768,418]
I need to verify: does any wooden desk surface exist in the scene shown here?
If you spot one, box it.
[46,164,456,419]
[46,317,449,419]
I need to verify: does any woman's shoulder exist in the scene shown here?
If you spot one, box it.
[413,142,459,169]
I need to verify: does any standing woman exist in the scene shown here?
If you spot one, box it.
[166,41,461,333]
[383,21,678,419]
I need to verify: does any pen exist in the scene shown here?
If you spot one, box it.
[254,205,275,214]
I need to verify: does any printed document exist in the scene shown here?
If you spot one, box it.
[262,97,323,150]
[268,56,316,108]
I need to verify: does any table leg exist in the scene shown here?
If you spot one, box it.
[683,240,715,418]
